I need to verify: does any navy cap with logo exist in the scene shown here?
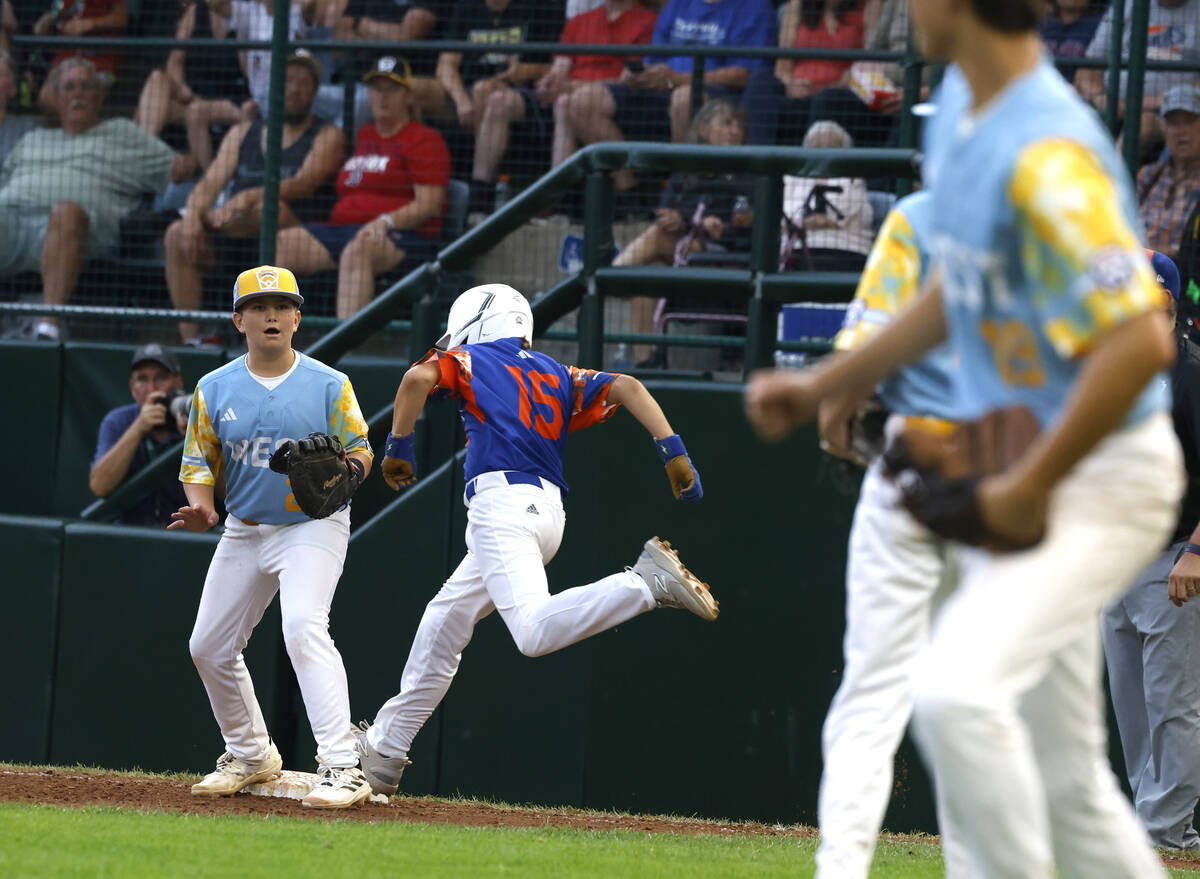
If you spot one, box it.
[131,343,181,374]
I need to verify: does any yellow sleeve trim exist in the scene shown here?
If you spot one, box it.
[1009,138,1162,359]
[834,208,921,352]
[179,385,221,486]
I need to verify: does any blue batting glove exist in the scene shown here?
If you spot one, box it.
[382,433,416,491]
[655,434,702,502]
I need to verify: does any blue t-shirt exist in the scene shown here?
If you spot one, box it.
[649,0,776,75]
[422,338,621,493]
[92,402,188,526]
[1041,12,1103,78]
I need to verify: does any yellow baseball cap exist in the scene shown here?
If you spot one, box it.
[363,55,413,88]
[232,265,304,311]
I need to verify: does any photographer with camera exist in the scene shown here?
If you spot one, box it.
[89,344,191,526]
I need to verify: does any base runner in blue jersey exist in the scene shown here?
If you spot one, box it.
[351,284,719,796]
[170,266,376,810]
[746,1,1182,875]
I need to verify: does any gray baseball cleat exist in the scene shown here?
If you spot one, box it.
[351,721,412,797]
[631,537,719,621]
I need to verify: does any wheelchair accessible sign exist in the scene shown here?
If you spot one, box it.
[559,234,619,275]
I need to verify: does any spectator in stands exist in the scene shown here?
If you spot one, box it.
[164,51,343,344]
[33,0,127,92]
[804,0,907,148]
[275,56,450,318]
[1041,0,1104,79]
[1077,0,1200,157]
[182,0,314,169]
[0,58,188,341]
[0,50,35,159]
[0,2,16,54]
[781,120,873,272]
[429,0,560,214]
[133,0,248,166]
[612,97,751,365]
[89,343,189,527]
[743,0,866,146]
[1139,85,1200,261]
[309,0,439,132]
[561,0,775,197]
[469,0,658,215]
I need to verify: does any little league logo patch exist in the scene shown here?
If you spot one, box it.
[256,268,280,289]
[1087,247,1134,294]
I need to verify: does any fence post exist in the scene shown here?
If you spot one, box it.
[689,55,706,124]
[579,171,615,368]
[896,29,923,197]
[1105,0,1126,134]
[1122,0,1150,173]
[258,0,292,265]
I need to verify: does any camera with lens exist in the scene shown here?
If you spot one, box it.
[157,387,191,430]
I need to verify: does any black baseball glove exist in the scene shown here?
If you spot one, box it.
[269,432,363,519]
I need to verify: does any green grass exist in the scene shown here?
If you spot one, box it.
[0,803,1196,879]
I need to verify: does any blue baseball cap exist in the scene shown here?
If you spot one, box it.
[1146,249,1181,301]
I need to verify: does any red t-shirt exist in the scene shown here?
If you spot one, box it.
[330,120,451,238]
[557,4,658,82]
[52,0,123,76]
[791,9,865,90]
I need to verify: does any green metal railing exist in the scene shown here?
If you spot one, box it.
[80,141,917,522]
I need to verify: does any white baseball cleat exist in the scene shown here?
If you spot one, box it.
[301,762,373,809]
[351,721,412,797]
[191,742,283,797]
[631,537,719,621]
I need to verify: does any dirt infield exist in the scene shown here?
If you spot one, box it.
[0,767,810,837]
[3,767,1198,873]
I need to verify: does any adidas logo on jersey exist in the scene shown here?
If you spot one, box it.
[219,408,238,422]
[526,504,539,515]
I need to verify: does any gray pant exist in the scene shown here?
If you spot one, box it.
[1103,540,1200,849]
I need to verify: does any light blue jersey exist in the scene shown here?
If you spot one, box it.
[921,65,970,193]
[836,191,958,420]
[926,60,1167,428]
[180,352,372,524]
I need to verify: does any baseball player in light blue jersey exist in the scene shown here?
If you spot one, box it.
[170,265,376,809]
[746,1,1182,875]
[816,190,974,879]
[351,283,719,797]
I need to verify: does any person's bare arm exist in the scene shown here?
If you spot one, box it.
[207,0,233,20]
[607,374,673,438]
[187,120,251,217]
[165,4,198,90]
[437,52,470,109]
[1169,524,1200,606]
[89,405,170,497]
[277,124,345,202]
[381,184,445,230]
[168,482,220,531]
[774,0,798,81]
[60,0,127,33]
[356,7,435,41]
[390,361,440,437]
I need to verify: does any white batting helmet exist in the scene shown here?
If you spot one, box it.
[437,283,533,349]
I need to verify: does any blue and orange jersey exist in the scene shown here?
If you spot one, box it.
[419,337,621,493]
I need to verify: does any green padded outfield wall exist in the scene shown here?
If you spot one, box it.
[0,515,63,763]
[0,380,943,832]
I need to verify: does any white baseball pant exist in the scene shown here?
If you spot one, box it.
[370,475,657,758]
[816,458,975,879]
[911,413,1182,879]
[189,508,358,768]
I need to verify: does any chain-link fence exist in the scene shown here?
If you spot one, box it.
[0,0,1195,376]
